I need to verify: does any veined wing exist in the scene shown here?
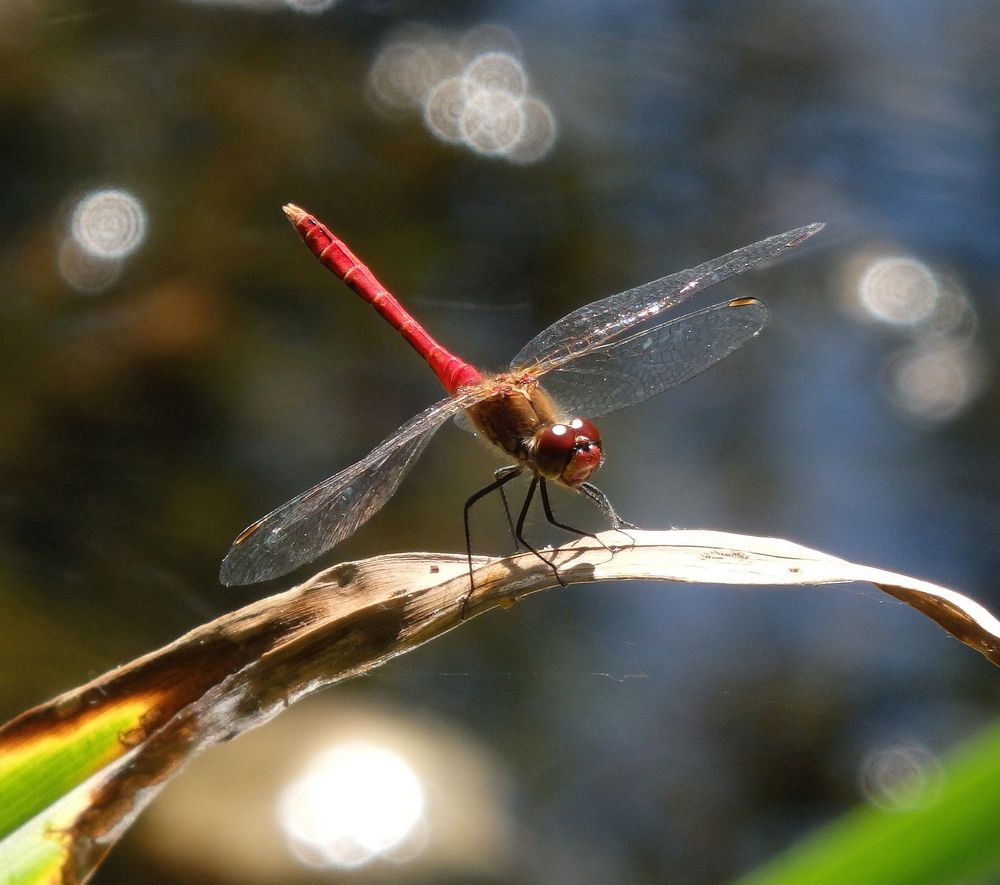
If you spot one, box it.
[512,223,822,372]
[535,297,768,420]
[220,389,483,586]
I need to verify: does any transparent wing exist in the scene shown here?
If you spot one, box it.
[537,298,768,420]
[220,390,482,586]
[512,223,822,371]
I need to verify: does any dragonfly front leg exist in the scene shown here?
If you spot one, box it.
[538,479,616,555]
[578,482,638,551]
[578,482,637,529]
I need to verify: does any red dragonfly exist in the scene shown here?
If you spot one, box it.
[220,206,822,587]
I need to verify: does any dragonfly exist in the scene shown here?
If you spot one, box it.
[220,206,823,588]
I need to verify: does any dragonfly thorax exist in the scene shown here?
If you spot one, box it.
[532,417,603,487]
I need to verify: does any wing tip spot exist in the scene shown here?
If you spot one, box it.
[233,519,264,546]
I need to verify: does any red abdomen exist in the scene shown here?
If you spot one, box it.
[284,205,483,395]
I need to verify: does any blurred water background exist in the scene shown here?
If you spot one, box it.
[2,1,999,882]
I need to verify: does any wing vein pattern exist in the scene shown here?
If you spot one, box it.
[538,298,769,420]
[220,390,482,585]
[512,223,822,371]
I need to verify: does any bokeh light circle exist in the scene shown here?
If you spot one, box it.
[424,77,468,143]
[70,188,147,260]
[368,36,460,113]
[887,340,986,423]
[859,742,945,812]
[459,23,522,61]
[367,23,556,164]
[857,256,940,326]
[460,88,525,155]
[464,51,526,97]
[283,0,338,12]
[506,96,558,164]
[57,239,123,294]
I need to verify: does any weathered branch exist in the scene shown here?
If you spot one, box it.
[2,529,997,882]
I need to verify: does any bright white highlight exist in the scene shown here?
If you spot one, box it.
[858,257,939,326]
[279,742,426,868]
[369,24,556,163]
[859,742,944,812]
[70,188,147,260]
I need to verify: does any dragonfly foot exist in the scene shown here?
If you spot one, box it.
[608,522,637,552]
[459,580,476,621]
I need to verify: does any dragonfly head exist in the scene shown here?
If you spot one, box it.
[533,417,603,487]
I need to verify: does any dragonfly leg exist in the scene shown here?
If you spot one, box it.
[462,465,524,618]
[579,482,638,549]
[496,475,519,553]
[538,479,615,554]
[513,476,567,587]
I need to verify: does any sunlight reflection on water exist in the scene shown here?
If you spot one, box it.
[278,741,427,868]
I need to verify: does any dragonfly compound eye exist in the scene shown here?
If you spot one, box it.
[535,418,603,486]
